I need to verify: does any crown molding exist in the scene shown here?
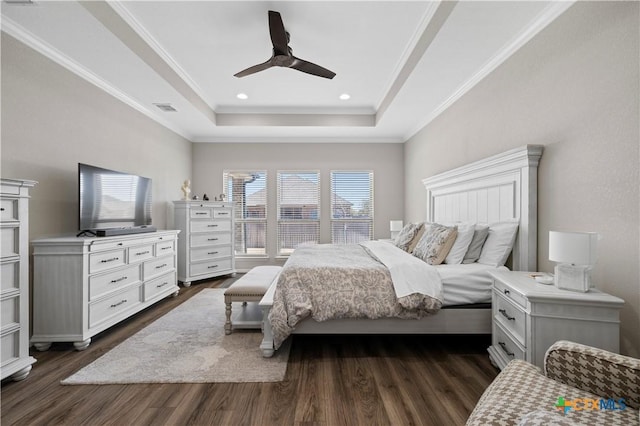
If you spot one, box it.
[404,1,575,141]
[1,17,194,141]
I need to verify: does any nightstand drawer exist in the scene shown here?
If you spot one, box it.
[493,322,525,362]
[495,295,526,345]
[493,278,526,308]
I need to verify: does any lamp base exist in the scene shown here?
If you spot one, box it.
[554,264,591,292]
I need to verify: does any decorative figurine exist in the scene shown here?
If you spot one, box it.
[181,179,191,200]
[203,193,209,201]
[219,193,226,202]
[192,195,199,200]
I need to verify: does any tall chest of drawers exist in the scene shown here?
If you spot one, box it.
[1,178,37,381]
[488,270,624,370]
[173,201,235,287]
[31,230,180,351]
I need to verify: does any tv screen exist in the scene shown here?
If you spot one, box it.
[79,163,152,232]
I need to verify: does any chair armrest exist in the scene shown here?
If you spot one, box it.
[544,340,640,410]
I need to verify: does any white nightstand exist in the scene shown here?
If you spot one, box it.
[487,270,624,370]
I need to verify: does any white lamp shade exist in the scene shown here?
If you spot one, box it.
[549,231,598,265]
[390,220,404,232]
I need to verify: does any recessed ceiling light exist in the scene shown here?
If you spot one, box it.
[237,93,248,100]
[339,93,351,100]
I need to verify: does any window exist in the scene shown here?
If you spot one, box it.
[277,171,320,255]
[331,171,374,244]
[223,171,267,256]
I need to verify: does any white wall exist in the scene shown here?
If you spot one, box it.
[404,2,639,356]
[192,142,404,270]
[1,33,192,240]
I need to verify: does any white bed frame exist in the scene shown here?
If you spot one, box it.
[259,145,543,357]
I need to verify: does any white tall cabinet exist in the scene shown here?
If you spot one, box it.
[31,230,180,351]
[173,201,235,286]
[1,178,37,381]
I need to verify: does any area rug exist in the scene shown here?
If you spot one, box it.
[62,288,290,384]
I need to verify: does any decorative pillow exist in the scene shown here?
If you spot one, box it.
[406,224,427,253]
[444,223,475,264]
[462,225,490,264]
[413,223,458,265]
[393,223,423,252]
[477,222,519,267]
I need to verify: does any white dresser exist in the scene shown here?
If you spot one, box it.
[173,201,235,287]
[1,178,37,381]
[488,270,624,370]
[31,230,180,351]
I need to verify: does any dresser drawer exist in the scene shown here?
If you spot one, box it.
[144,271,177,301]
[493,279,526,308]
[0,198,17,221]
[190,245,232,262]
[89,264,141,301]
[213,208,231,219]
[128,244,154,263]
[493,322,525,362]
[190,220,231,233]
[89,249,126,274]
[155,240,175,255]
[1,261,18,292]
[190,258,232,277]
[190,208,212,219]
[89,285,142,328]
[143,255,175,280]
[0,227,18,258]
[1,332,18,364]
[495,295,526,345]
[190,232,232,247]
[1,296,18,327]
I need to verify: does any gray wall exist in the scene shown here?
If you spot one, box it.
[192,142,404,269]
[404,2,639,356]
[1,33,192,240]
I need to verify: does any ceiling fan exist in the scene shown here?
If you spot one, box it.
[234,10,336,79]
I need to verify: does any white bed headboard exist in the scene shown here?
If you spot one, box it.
[422,145,543,272]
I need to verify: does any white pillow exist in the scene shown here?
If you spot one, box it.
[444,223,475,264]
[477,222,519,267]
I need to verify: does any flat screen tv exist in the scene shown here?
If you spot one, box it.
[79,163,153,233]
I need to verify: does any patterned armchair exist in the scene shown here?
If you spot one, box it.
[466,341,640,425]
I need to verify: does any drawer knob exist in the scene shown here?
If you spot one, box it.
[157,282,169,288]
[498,341,514,357]
[155,263,168,269]
[110,276,128,284]
[208,224,218,227]
[100,257,120,263]
[208,238,219,241]
[0,208,4,211]
[135,250,150,256]
[499,309,515,321]
[208,265,219,269]
[208,251,219,255]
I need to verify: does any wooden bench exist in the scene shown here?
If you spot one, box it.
[223,265,282,334]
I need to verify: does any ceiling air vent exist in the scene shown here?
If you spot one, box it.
[153,103,177,112]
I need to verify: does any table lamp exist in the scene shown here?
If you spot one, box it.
[390,220,404,240]
[548,231,598,292]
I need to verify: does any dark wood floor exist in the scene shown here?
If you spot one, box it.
[1,277,498,425]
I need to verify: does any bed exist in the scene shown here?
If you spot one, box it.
[259,145,543,357]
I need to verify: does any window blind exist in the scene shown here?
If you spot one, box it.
[330,171,374,244]
[223,170,267,256]
[277,171,320,255]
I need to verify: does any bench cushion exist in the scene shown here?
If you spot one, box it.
[224,266,282,296]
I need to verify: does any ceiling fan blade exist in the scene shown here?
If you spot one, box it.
[234,59,273,78]
[268,10,289,55]
[290,57,336,79]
